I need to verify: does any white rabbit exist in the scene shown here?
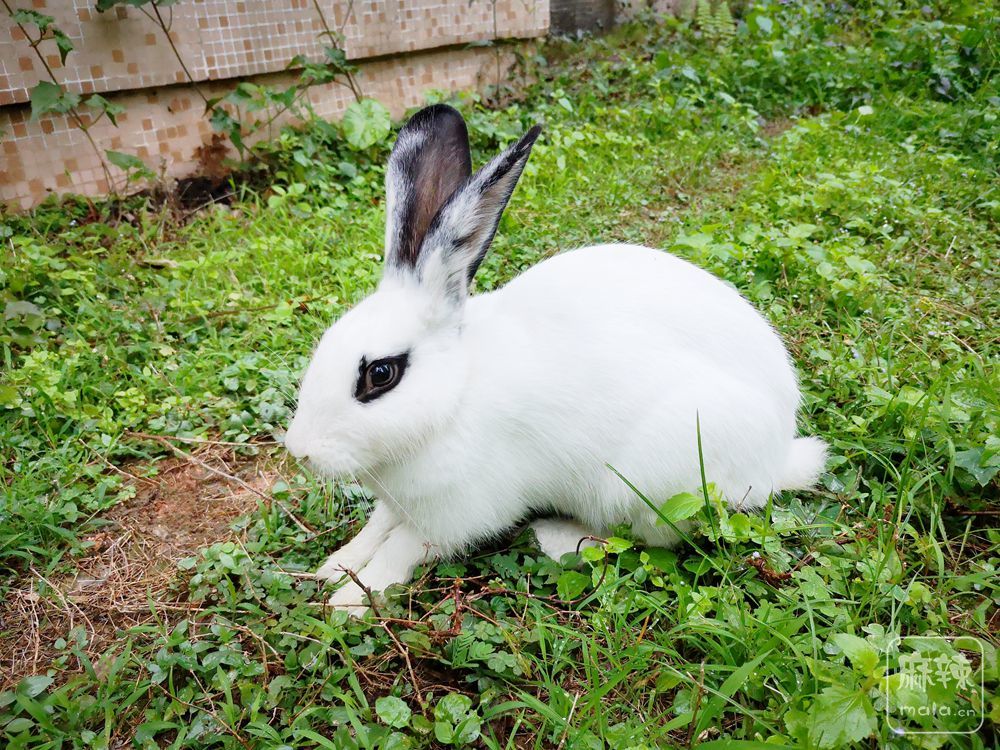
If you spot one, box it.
[284,104,826,614]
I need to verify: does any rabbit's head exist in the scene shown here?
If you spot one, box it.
[285,105,540,477]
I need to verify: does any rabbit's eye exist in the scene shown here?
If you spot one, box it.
[370,362,395,387]
[355,353,408,403]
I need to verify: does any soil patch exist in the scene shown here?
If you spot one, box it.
[0,447,277,690]
[760,116,795,139]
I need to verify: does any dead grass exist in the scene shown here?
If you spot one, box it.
[0,447,277,690]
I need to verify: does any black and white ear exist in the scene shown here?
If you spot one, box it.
[417,124,542,301]
[384,104,472,273]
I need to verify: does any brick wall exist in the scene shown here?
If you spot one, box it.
[0,1,549,210]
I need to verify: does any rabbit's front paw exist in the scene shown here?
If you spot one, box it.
[327,580,372,618]
[315,553,362,583]
[314,539,380,582]
[314,503,400,583]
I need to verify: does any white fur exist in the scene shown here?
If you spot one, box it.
[530,518,601,561]
[286,244,827,611]
[284,111,825,614]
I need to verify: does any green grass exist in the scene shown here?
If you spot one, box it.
[1,1,998,747]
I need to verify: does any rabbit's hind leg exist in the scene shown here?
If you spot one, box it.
[530,518,602,562]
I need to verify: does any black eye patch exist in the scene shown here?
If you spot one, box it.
[354,352,409,403]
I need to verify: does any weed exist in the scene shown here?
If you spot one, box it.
[0,2,997,747]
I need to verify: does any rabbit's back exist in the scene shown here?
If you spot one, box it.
[455,244,805,531]
[476,243,798,410]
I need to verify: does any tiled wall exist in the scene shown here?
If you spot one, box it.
[0,1,549,210]
[618,0,679,20]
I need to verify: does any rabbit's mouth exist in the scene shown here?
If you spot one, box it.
[300,449,363,481]
[281,430,363,479]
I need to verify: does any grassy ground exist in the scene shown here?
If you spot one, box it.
[1,1,998,747]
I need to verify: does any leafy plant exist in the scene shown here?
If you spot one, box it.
[694,0,736,48]
[95,0,368,162]
[0,3,997,749]
[105,150,155,191]
[2,3,128,190]
[341,98,392,150]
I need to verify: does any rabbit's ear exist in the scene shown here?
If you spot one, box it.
[418,124,542,302]
[385,104,472,273]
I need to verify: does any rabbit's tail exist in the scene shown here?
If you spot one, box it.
[777,437,828,491]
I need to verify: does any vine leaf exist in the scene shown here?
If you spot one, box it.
[29,81,80,120]
[85,94,125,126]
[341,98,391,150]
